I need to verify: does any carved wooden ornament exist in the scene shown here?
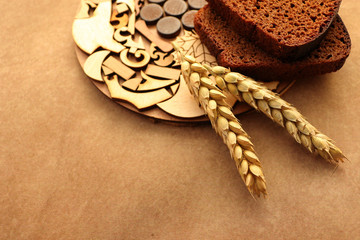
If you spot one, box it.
[150,43,174,67]
[73,0,296,123]
[102,56,135,80]
[75,0,97,19]
[84,50,110,81]
[104,75,172,109]
[120,49,151,69]
[72,0,125,54]
[157,76,205,118]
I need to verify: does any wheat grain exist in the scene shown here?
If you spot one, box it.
[174,44,267,197]
[205,65,346,164]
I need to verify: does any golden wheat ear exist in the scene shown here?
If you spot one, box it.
[173,44,267,197]
[204,65,346,165]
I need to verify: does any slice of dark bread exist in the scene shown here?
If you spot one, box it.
[194,5,351,81]
[207,0,342,60]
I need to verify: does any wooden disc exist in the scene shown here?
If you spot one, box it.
[181,10,197,30]
[75,46,296,125]
[188,0,207,10]
[163,0,188,18]
[140,4,163,25]
[156,16,182,38]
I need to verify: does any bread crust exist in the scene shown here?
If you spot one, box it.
[207,0,342,60]
[194,5,351,81]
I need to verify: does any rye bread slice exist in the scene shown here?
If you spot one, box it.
[194,5,351,81]
[207,0,342,60]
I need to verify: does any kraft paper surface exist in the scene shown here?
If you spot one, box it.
[1,1,359,239]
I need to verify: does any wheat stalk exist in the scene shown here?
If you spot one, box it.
[174,45,267,197]
[203,65,346,164]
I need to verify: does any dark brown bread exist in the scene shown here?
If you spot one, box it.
[194,5,351,81]
[207,0,342,60]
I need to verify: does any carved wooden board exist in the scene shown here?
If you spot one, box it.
[73,0,296,124]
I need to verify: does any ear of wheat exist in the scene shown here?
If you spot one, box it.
[174,45,267,197]
[204,65,346,164]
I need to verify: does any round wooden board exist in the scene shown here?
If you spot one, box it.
[75,46,296,124]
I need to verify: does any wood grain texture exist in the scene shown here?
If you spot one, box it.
[104,75,172,109]
[111,7,129,29]
[137,71,176,91]
[72,0,125,54]
[116,0,136,34]
[170,83,179,94]
[120,49,150,68]
[75,41,210,123]
[116,2,129,14]
[102,65,114,75]
[135,19,174,53]
[84,50,110,81]
[122,77,143,90]
[75,0,97,19]
[145,63,181,80]
[114,29,146,53]
[103,55,135,80]
[157,76,205,118]
[150,43,174,67]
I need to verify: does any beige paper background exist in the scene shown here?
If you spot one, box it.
[1,0,359,239]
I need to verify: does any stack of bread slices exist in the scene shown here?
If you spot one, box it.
[194,0,351,81]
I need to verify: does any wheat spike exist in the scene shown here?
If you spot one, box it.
[174,45,267,197]
[206,65,346,164]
